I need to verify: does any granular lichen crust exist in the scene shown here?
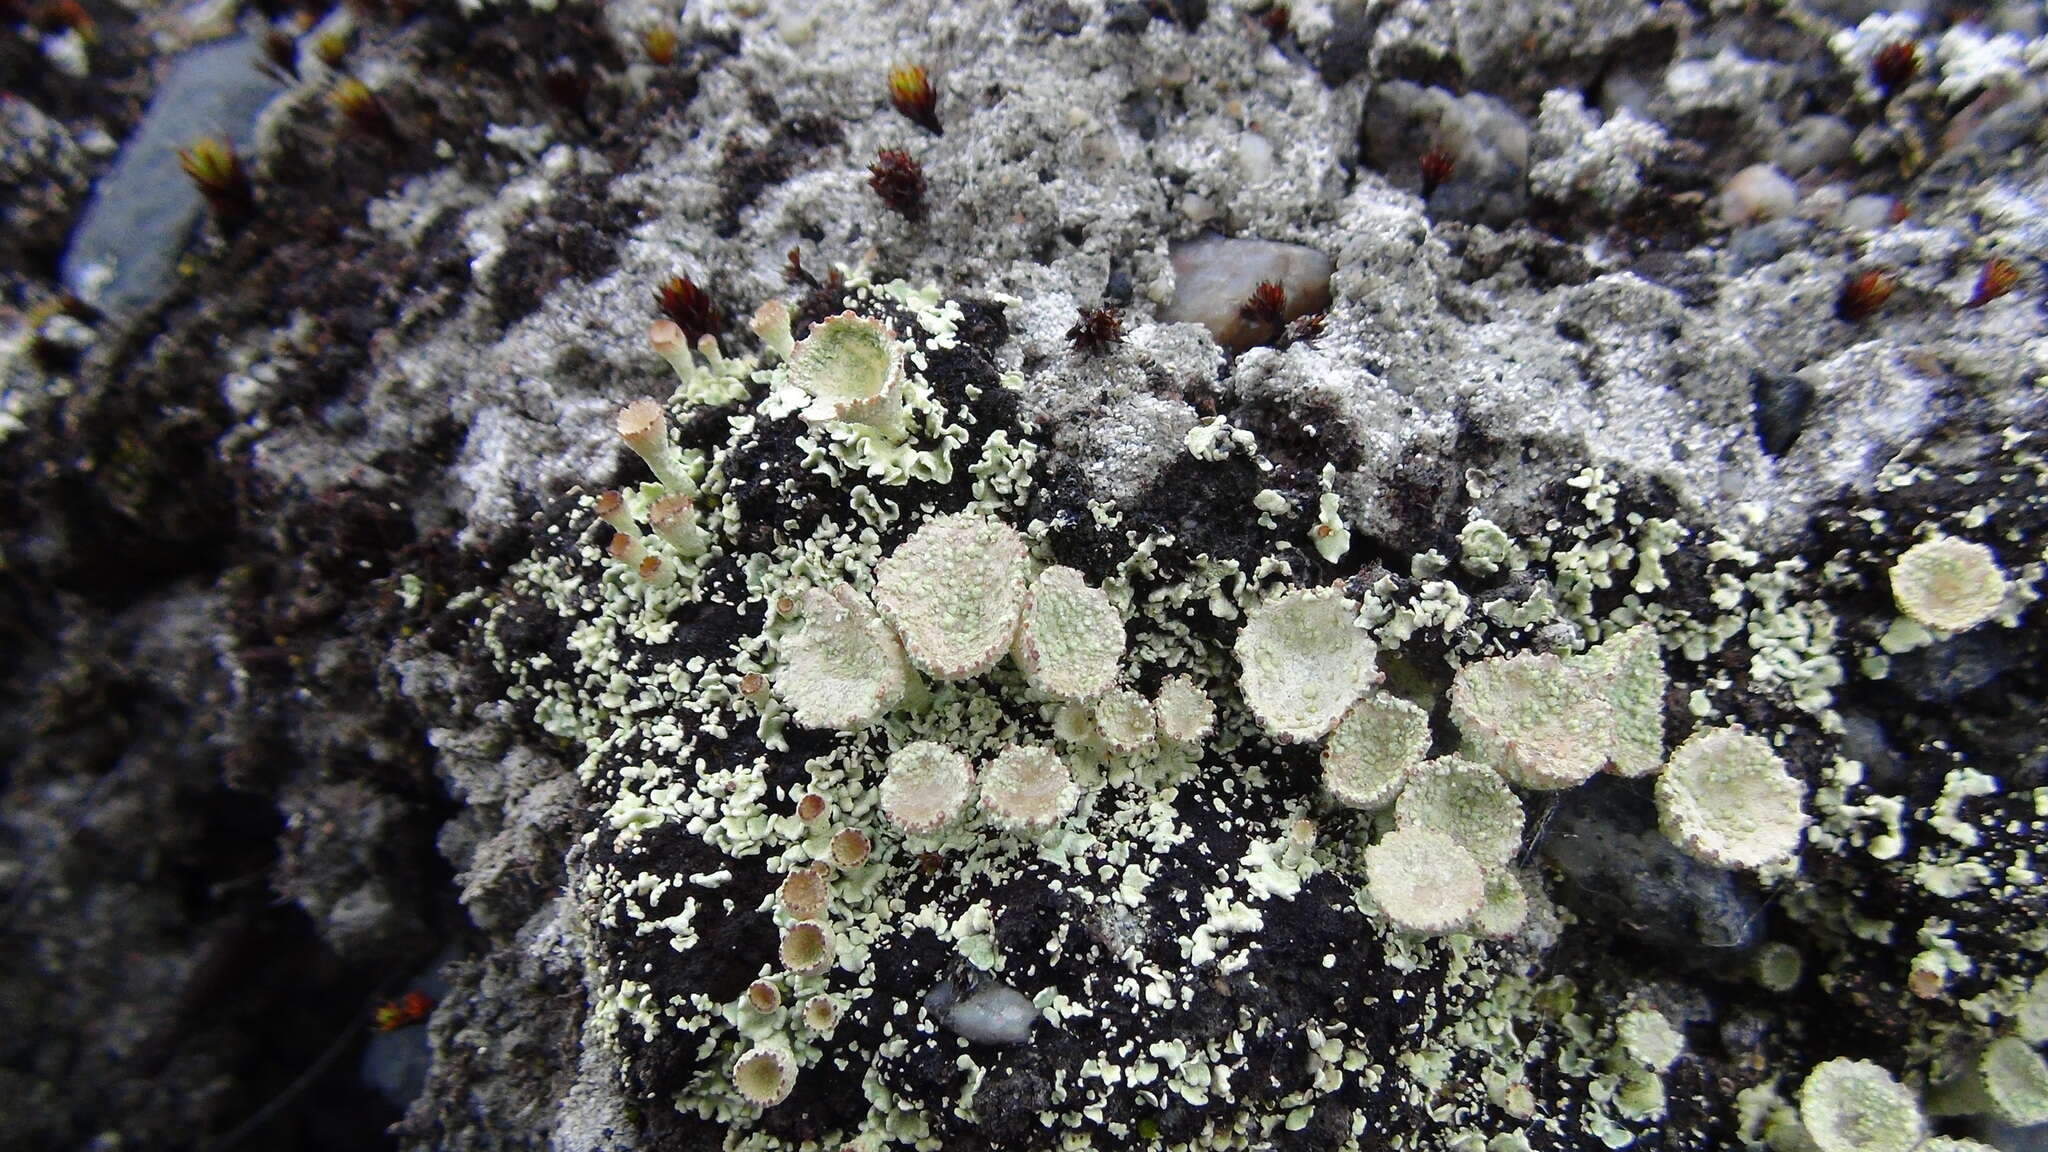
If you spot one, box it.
[1655,724,1809,870]
[873,511,1030,680]
[1235,586,1381,743]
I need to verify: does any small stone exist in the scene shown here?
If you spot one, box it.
[1773,116,1855,177]
[1839,195,1897,231]
[1541,776,1766,952]
[1362,81,1530,227]
[1752,370,1815,457]
[1727,219,1810,274]
[1160,237,1334,353]
[1719,164,1798,226]
[60,36,283,315]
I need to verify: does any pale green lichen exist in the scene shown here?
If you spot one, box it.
[1235,587,1380,743]
[1321,691,1429,810]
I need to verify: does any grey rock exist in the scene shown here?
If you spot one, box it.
[1541,776,1766,953]
[1362,81,1529,228]
[1837,712,1904,791]
[1752,369,1815,456]
[1774,115,1855,177]
[1160,237,1333,352]
[1839,195,1897,232]
[926,981,1037,1045]
[59,36,281,316]
[1726,218,1810,274]
[1889,631,2023,704]
[1719,164,1798,226]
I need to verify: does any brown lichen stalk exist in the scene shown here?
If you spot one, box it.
[1837,267,1898,322]
[887,65,942,136]
[1066,306,1124,354]
[177,136,255,222]
[869,148,927,222]
[656,276,724,343]
[1966,257,2020,308]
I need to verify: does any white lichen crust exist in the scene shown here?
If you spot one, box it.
[1364,826,1486,935]
[1235,587,1380,743]
[1012,565,1124,700]
[878,741,975,836]
[1450,652,1616,789]
[874,512,1030,680]
[1321,692,1429,810]
[1889,535,2009,633]
[772,583,911,730]
[1395,756,1526,867]
[1798,1059,1925,1152]
[1655,725,1809,870]
[978,744,1079,833]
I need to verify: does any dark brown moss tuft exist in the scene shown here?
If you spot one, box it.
[868,147,928,222]
[655,276,724,344]
[1872,39,1918,97]
[1065,306,1124,353]
[330,76,393,138]
[1281,311,1326,348]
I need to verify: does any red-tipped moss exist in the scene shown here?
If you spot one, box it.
[1837,267,1898,322]
[178,136,254,222]
[1966,257,2020,308]
[1872,39,1918,97]
[869,148,927,222]
[1420,147,1456,198]
[1066,306,1124,353]
[313,29,350,69]
[887,64,942,136]
[1240,280,1287,330]
[656,276,724,344]
[642,24,678,67]
[330,76,393,136]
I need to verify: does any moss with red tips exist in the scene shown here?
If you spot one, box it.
[1966,258,2020,308]
[887,64,942,136]
[1837,267,1897,322]
[1420,147,1456,198]
[177,136,254,222]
